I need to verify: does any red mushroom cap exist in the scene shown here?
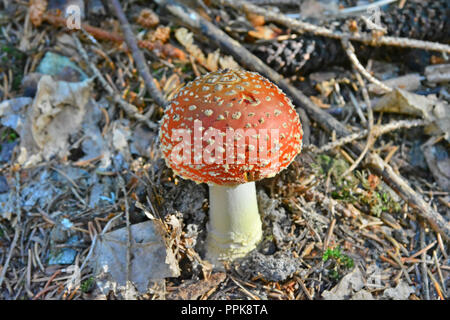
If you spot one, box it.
[159,69,303,185]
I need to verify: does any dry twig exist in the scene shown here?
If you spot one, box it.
[339,72,375,178]
[313,119,427,153]
[0,172,21,289]
[341,39,393,94]
[109,0,168,108]
[420,228,430,300]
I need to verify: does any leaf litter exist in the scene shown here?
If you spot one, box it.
[0,0,448,301]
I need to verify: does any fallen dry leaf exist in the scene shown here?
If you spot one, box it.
[248,26,277,40]
[382,280,414,300]
[29,0,48,27]
[219,55,240,70]
[374,89,450,142]
[161,73,181,97]
[139,40,186,61]
[310,95,330,109]
[13,75,93,166]
[422,140,450,192]
[374,88,434,117]
[175,28,239,71]
[147,26,171,43]
[30,77,92,149]
[92,220,180,296]
[368,73,421,95]
[175,28,211,69]
[322,267,366,300]
[245,11,265,27]
[205,50,221,72]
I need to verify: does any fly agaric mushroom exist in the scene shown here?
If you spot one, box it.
[159,69,302,263]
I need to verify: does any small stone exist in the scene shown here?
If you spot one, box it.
[240,251,300,282]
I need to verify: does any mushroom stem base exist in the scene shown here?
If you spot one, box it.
[206,182,262,264]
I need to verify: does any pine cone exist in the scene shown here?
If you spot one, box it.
[380,0,449,41]
[251,0,450,76]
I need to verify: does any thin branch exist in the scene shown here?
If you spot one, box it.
[365,154,450,241]
[433,250,447,298]
[340,72,375,178]
[0,172,21,288]
[0,227,19,289]
[341,39,393,94]
[244,0,301,5]
[42,13,185,63]
[313,119,427,153]
[295,276,313,300]
[420,228,430,300]
[43,13,124,42]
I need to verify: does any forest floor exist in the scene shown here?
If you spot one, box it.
[0,0,448,300]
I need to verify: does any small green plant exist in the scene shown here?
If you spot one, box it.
[314,154,333,175]
[357,172,401,217]
[1,46,26,90]
[80,277,95,293]
[180,63,192,74]
[322,246,354,280]
[314,155,359,202]
[314,154,401,217]
[1,129,18,143]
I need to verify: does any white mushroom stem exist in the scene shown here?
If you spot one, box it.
[206,181,262,263]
